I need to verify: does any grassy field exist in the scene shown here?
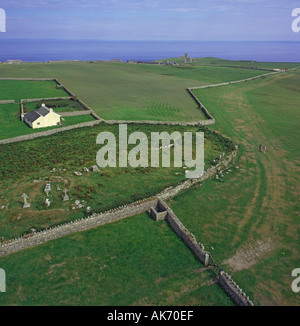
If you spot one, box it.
[0,80,96,140]
[0,60,271,122]
[0,213,234,306]
[0,60,299,306]
[167,68,300,306]
[0,80,68,102]
[0,123,232,240]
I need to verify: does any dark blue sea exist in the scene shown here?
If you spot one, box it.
[0,39,299,63]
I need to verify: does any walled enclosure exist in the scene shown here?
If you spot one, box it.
[0,143,253,306]
[0,72,271,306]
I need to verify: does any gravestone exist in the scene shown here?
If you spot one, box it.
[22,193,30,208]
[44,183,51,196]
[90,165,100,172]
[62,189,69,201]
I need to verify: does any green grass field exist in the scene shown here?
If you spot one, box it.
[0,80,68,102]
[0,60,271,122]
[0,60,299,306]
[167,68,300,306]
[188,57,300,70]
[0,213,234,306]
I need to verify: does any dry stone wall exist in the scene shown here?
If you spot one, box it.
[60,110,92,117]
[0,100,15,104]
[187,88,215,121]
[104,119,215,127]
[151,199,253,306]
[0,198,157,257]
[157,146,238,201]
[0,120,103,145]
[219,271,254,306]
[21,97,71,104]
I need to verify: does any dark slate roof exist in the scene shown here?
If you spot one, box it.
[24,110,41,123]
[36,105,50,117]
[24,105,60,123]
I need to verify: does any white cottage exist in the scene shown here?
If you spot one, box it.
[24,104,61,129]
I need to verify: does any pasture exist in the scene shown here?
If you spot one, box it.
[0,79,67,102]
[168,68,300,306]
[0,59,299,306]
[0,79,96,140]
[0,60,271,122]
[0,213,234,306]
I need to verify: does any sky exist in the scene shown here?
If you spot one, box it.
[0,0,299,41]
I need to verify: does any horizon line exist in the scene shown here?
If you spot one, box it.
[1,38,299,42]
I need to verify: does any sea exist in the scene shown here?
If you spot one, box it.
[0,40,299,63]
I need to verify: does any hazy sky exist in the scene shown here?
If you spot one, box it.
[0,0,299,41]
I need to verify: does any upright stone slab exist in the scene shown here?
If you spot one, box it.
[62,189,69,201]
[22,193,30,209]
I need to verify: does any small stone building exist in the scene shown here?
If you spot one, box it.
[24,104,61,129]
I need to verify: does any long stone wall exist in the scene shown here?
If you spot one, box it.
[0,120,103,145]
[0,78,55,81]
[60,110,92,117]
[0,100,15,104]
[0,198,157,257]
[21,97,71,104]
[149,198,253,306]
[188,70,285,92]
[187,88,215,121]
[218,271,254,306]
[104,119,215,127]
[54,78,76,97]
[165,204,207,264]
[157,146,238,201]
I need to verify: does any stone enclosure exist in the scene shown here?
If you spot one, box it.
[0,72,269,306]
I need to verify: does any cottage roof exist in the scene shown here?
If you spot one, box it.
[24,110,41,123]
[36,105,50,117]
[24,104,60,123]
